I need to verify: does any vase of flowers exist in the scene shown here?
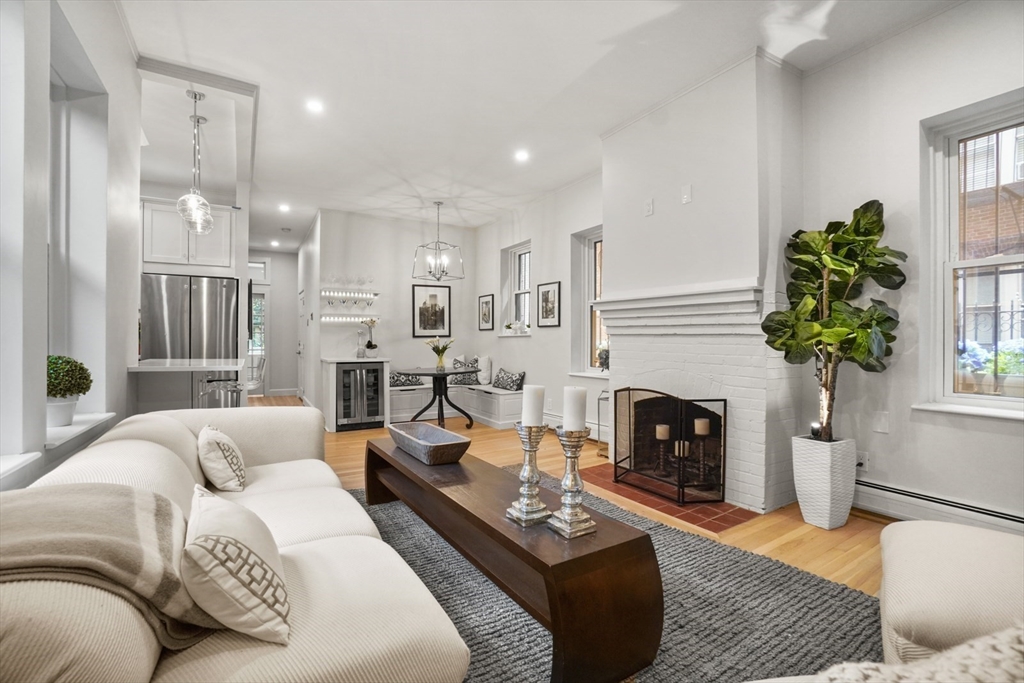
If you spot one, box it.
[425,336,454,371]
[47,355,93,427]
[362,319,379,358]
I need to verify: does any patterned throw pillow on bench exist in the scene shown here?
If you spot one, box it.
[492,368,525,391]
[389,372,423,387]
[450,357,480,385]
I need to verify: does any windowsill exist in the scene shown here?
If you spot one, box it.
[45,412,116,450]
[567,371,610,381]
[911,402,1023,421]
[0,451,43,487]
[499,332,531,338]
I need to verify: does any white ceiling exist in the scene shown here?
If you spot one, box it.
[121,0,960,251]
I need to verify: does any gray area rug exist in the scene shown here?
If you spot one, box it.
[352,471,882,683]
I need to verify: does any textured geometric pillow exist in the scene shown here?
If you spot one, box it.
[819,625,1024,683]
[450,356,480,385]
[181,486,291,644]
[492,367,525,391]
[474,355,493,385]
[389,372,423,387]
[197,426,245,492]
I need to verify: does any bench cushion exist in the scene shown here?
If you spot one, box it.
[152,536,470,683]
[231,487,380,547]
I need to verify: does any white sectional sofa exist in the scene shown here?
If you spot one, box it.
[0,407,470,683]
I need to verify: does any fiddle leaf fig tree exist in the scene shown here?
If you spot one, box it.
[761,200,906,442]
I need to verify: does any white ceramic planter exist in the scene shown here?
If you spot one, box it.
[46,395,79,428]
[365,348,379,358]
[791,435,857,530]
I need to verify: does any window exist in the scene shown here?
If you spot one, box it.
[571,226,606,372]
[588,237,608,369]
[249,293,266,355]
[501,241,531,329]
[946,121,1024,401]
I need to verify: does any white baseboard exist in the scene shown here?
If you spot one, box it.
[854,482,1023,535]
[264,388,298,397]
[301,395,315,409]
[542,412,608,444]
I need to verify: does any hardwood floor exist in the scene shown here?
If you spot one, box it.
[246,395,886,595]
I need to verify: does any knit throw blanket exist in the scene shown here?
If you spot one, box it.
[0,483,222,649]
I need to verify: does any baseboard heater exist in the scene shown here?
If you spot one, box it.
[856,480,1024,525]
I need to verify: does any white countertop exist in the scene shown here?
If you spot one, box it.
[128,358,247,372]
[321,357,391,363]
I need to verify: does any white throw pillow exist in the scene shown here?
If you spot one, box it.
[181,485,290,644]
[197,425,246,492]
[474,355,492,385]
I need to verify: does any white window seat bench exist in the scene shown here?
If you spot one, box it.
[389,384,523,430]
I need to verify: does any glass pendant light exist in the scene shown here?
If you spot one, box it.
[412,201,465,281]
[176,90,213,235]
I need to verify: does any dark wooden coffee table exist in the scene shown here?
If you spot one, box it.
[365,438,663,683]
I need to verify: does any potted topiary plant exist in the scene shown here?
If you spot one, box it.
[761,200,906,529]
[46,355,93,427]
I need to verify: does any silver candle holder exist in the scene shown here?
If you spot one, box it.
[547,426,597,538]
[506,422,551,526]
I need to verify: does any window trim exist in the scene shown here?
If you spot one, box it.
[922,91,1024,413]
[499,240,531,335]
[571,225,604,373]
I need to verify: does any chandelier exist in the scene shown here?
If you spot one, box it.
[176,90,213,235]
[412,201,464,281]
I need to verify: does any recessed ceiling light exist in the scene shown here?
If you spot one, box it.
[306,100,324,113]
[270,241,280,247]
[514,149,529,163]
[279,204,290,212]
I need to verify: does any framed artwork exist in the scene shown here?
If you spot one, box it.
[478,294,494,331]
[412,285,451,337]
[537,281,561,328]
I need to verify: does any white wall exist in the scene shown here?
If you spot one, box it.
[249,249,299,395]
[318,209,478,365]
[58,0,142,424]
[470,174,608,428]
[297,213,321,407]
[802,0,1024,520]
[603,57,761,297]
[0,0,49,458]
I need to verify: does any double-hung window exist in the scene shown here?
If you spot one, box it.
[944,120,1024,403]
[511,244,531,326]
[588,236,608,369]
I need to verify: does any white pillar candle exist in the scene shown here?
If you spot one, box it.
[655,424,670,440]
[694,418,711,436]
[521,385,545,427]
[563,386,587,431]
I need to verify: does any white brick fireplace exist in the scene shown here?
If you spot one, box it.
[595,279,803,513]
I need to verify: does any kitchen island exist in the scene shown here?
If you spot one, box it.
[131,358,248,413]
[128,358,246,372]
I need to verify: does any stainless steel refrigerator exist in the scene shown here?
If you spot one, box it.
[141,274,239,408]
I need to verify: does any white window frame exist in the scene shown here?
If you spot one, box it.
[919,90,1024,418]
[500,240,531,334]
[571,225,605,374]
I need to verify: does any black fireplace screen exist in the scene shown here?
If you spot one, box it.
[614,387,726,505]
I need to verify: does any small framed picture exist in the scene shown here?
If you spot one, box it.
[412,285,451,338]
[537,281,561,328]
[479,294,494,331]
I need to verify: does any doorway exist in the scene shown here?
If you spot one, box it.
[248,291,266,395]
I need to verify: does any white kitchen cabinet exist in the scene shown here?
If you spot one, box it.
[143,200,234,268]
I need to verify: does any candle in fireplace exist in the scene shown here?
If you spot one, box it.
[694,418,711,436]
[655,424,670,440]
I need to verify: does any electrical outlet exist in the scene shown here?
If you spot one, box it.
[644,198,654,217]
[545,398,552,411]
[857,450,869,474]
[872,411,889,434]
[681,184,692,204]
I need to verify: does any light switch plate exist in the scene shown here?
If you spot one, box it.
[644,198,654,217]
[681,184,692,204]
